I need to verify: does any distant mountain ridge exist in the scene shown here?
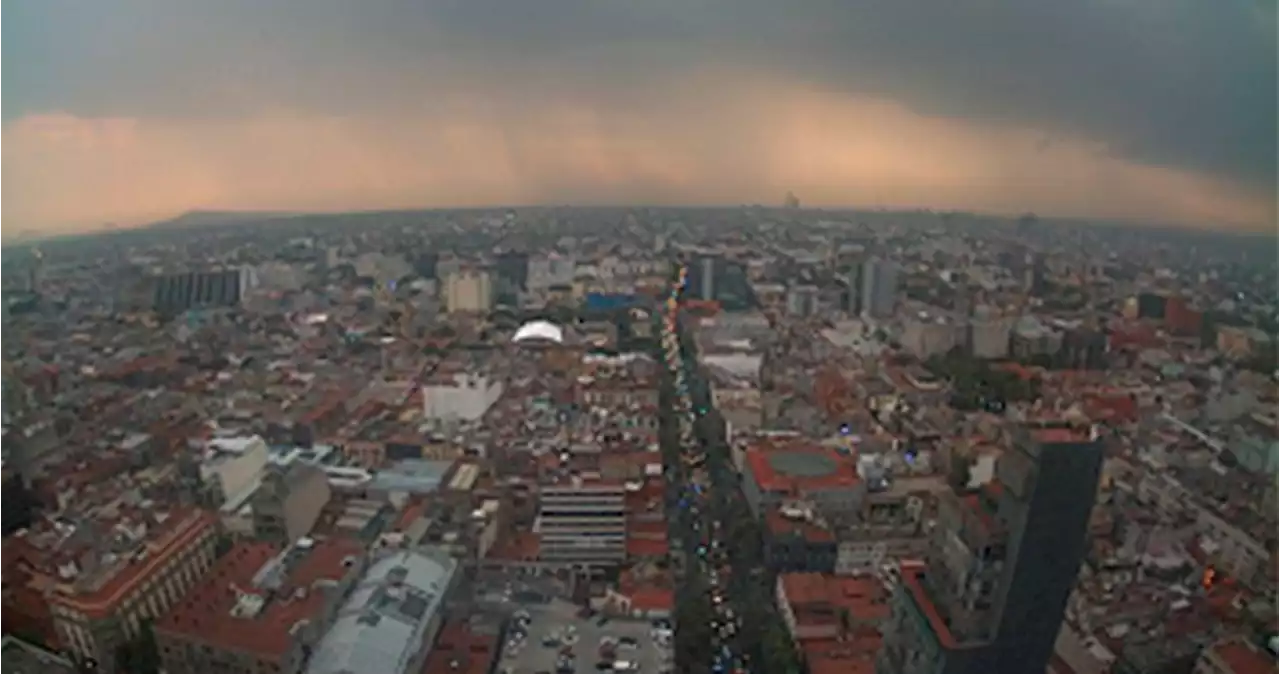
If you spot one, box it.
[144,210,304,230]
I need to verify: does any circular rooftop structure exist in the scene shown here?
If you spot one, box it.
[768,452,839,478]
[513,320,565,344]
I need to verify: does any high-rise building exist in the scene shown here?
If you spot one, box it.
[986,428,1104,670]
[696,255,719,301]
[1,464,36,535]
[861,258,899,319]
[353,252,412,286]
[536,478,627,567]
[152,268,249,313]
[717,260,755,311]
[413,251,440,280]
[1056,327,1108,370]
[1164,296,1203,337]
[785,284,820,318]
[968,311,1016,360]
[1135,292,1166,320]
[493,251,529,305]
[837,261,865,315]
[26,251,43,293]
[494,251,529,292]
[251,462,331,544]
[527,253,576,291]
[444,269,493,314]
[902,314,963,359]
[1022,252,1048,296]
[879,426,1104,674]
[682,254,754,309]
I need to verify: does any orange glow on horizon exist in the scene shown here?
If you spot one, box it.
[3,77,1274,237]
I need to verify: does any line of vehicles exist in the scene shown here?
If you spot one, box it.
[661,267,750,674]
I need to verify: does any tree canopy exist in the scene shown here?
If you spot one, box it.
[925,350,1039,411]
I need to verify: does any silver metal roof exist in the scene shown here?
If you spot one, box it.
[306,547,458,674]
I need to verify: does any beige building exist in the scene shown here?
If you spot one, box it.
[901,314,962,359]
[49,510,221,673]
[1217,325,1268,360]
[251,463,331,544]
[201,435,270,506]
[444,269,493,314]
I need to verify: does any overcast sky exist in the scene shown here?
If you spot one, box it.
[3,0,1276,235]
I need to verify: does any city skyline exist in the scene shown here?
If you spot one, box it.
[3,0,1276,235]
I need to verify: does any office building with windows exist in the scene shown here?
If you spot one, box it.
[860,258,899,319]
[879,426,1104,674]
[535,478,628,566]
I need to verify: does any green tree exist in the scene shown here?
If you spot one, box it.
[214,532,235,557]
[674,576,715,673]
[762,620,803,674]
[948,454,974,492]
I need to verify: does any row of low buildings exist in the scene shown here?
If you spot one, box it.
[2,441,482,674]
[6,209,1275,674]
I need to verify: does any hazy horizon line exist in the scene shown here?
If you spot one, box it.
[4,200,1275,249]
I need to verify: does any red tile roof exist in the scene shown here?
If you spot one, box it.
[420,620,499,674]
[766,510,836,544]
[487,532,540,561]
[155,537,364,659]
[627,520,668,537]
[1084,394,1138,424]
[1048,653,1079,674]
[626,537,669,558]
[808,654,876,674]
[1212,640,1278,674]
[800,634,882,674]
[394,499,430,532]
[1032,427,1093,444]
[628,587,675,612]
[746,448,860,493]
[901,568,958,649]
[52,509,217,619]
[962,494,1002,535]
[780,573,889,623]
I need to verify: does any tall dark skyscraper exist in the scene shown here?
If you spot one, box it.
[681,254,754,309]
[685,254,721,301]
[879,426,1104,674]
[860,257,899,318]
[1023,251,1049,296]
[493,250,530,306]
[414,251,441,280]
[841,261,865,314]
[988,427,1104,671]
[495,250,529,291]
[152,268,247,313]
[698,255,717,301]
[1136,292,1167,320]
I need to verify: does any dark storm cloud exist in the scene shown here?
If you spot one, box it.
[423,0,1279,191]
[4,0,1275,191]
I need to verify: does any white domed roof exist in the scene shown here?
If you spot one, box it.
[513,320,564,344]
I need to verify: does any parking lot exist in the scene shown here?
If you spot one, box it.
[499,598,673,674]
